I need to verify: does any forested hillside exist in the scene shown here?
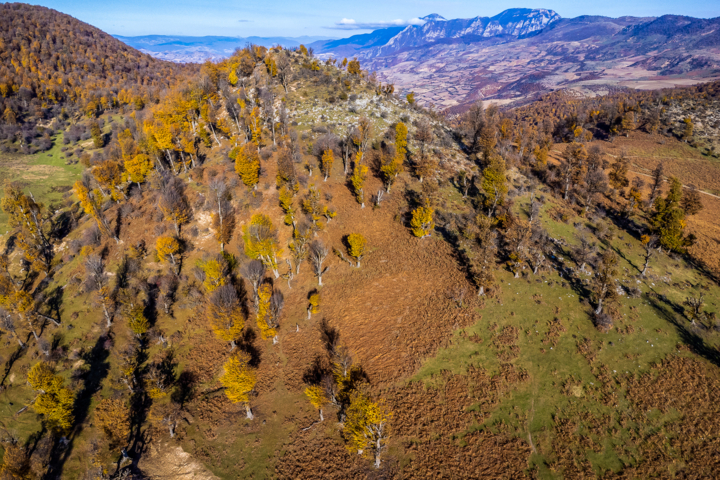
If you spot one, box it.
[1,4,720,479]
[0,3,192,154]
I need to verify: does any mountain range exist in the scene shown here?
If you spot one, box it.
[113,8,720,110]
[310,9,720,110]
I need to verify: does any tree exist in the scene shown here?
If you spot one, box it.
[0,309,24,347]
[406,92,415,105]
[350,152,368,208]
[84,255,114,327]
[126,303,149,337]
[232,140,261,191]
[94,398,130,447]
[320,149,334,182]
[289,224,311,275]
[680,185,703,216]
[307,290,320,319]
[27,361,75,435]
[207,284,244,350]
[220,352,258,419]
[255,283,277,341]
[90,119,103,148]
[573,229,596,273]
[124,153,154,188]
[682,116,693,141]
[347,58,361,75]
[241,259,266,303]
[652,177,690,252]
[1,184,53,271]
[243,214,282,278]
[74,181,118,243]
[346,234,366,267]
[159,187,190,236]
[608,154,630,192]
[209,179,236,252]
[196,257,228,293]
[581,167,608,215]
[481,155,507,216]
[559,143,587,201]
[310,240,329,286]
[592,250,618,315]
[343,389,392,469]
[410,206,434,238]
[414,118,434,161]
[304,385,328,421]
[640,234,658,276]
[156,236,180,269]
[648,162,665,206]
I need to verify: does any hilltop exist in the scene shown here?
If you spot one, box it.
[1,4,720,480]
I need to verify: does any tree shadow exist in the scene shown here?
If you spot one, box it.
[236,328,261,368]
[645,291,720,368]
[302,354,332,385]
[45,333,110,478]
[0,345,26,387]
[318,318,340,355]
[171,371,197,408]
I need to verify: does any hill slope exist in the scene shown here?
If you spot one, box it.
[2,6,720,480]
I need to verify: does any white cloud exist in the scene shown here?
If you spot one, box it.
[329,17,427,30]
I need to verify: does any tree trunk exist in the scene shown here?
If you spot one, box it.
[595,298,603,315]
[478,286,484,296]
[319,409,324,422]
[318,275,323,286]
[246,405,254,420]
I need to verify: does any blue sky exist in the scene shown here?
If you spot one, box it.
[11,0,720,37]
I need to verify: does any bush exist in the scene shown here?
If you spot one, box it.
[592,312,614,332]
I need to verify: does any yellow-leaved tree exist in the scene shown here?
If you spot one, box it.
[27,361,75,435]
[321,149,334,181]
[255,283,276,340]
[156,236,180,270]
[220,352,258,419]
[350,152,368,208]
[206,284,245,350]
[232,143,260,190]
[124,153,154,188]
[346,233,366,267]
[243,214,282,278]
[410,206,434,238]
[343,389,391,469]
[304,385,328,421]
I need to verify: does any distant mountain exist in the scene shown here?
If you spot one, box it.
[115,35,335,63]
[311,10,720,111]
[317,9,561,59]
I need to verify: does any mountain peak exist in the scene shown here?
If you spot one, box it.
[421,14,446,22]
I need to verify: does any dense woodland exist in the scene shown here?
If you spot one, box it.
[0,4,719,479]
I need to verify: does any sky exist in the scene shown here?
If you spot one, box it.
[9,0,720,37]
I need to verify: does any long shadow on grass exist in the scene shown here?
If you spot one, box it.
[0,345,26,387]
[45,333,110,478]
[645,291,720,368]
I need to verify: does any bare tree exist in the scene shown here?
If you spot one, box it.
[641,234,658,276]
[310,240,330,286]
[241,260,265,303]
[158,275,178,315]
[268,289,284,344]
[0,308,24,347]
[84,255,113,327]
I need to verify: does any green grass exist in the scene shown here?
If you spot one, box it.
[0,132,84,233]
[411,191,720,478]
